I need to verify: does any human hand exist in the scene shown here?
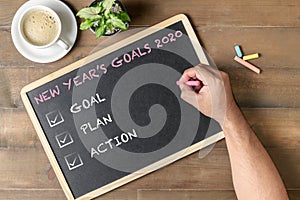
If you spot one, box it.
[178,64,236,126]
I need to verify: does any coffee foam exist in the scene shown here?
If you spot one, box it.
[22,9,59,46]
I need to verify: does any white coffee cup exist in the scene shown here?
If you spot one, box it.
[18,5,69,50]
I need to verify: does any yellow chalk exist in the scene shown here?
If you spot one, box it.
[243,53,259,60]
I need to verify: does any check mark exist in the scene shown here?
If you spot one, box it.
[46,111,64,127]
[59,134,68,143]
[56,132,73,148]
[69,157,77,166]
[50,114,59,124]
[64,153,83,171]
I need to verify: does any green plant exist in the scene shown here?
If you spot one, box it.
[76,0,131,38]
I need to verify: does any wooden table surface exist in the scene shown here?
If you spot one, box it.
[1,0,300,199]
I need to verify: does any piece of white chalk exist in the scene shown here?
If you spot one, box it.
[234,56,261,74]
[234,45,243,58]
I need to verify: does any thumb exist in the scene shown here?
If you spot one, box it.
[180,85,199,109]
[199,85,209,94]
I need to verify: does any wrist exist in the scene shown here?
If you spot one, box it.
[222,101,241,132]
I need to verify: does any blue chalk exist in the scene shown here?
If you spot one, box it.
[234,45,243,58]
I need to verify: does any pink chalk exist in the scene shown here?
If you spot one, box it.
[176,80,201,87]
[234,56,261,74]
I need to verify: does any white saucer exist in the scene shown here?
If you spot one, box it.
[11,0,78,63]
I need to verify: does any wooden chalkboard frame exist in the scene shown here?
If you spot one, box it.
[21,14,224,200]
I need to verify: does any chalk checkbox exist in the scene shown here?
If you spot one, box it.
[64,153,83,171]
[55,131,73,148]
[45,110,64,127]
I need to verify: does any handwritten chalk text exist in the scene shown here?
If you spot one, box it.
[34,85,60,105]
[90,129,138,158]
[154,30,183,49]
[80,113,113,135]
[112,43,151,68]
[32,29,184,105]
[62,65,106,91]
[70,93,106,114]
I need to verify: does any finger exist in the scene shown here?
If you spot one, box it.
[199,85,209,94]
[178,68,195,84]
[178,64,221,88]
[193,81,203,93]
[194,86,201,93]
[182,66,209,85]
[179,83,193,93]
[195,64,224,83]
[180,88,199,109]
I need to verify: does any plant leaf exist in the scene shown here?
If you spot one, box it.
[99,17,105,27]
[79,20,94,30]
[118,12,131,22]
[102,0,115,11]
[104,9,111,19]
[98,2,105,13]
[108,15,127,30]
[76,7,101,20]
[95,25,107,38]
[107,23,113,32]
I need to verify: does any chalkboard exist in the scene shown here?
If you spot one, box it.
[21,14,224,200]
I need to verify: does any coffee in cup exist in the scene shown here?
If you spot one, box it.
[19,6,69,50]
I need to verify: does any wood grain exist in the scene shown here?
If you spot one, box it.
[1,108,299,149]
[1,0,300,27]
[1,27,300,68]
[138,190,238,200]
[0,189,136,200]
[0,189,299,200]
[229,68,300,108]
[1,0,300,198]
[198,27,300,69]
[0,64,299,109]
[0,148,299,190]
[137,190,300,200]
[0,109,39,148]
